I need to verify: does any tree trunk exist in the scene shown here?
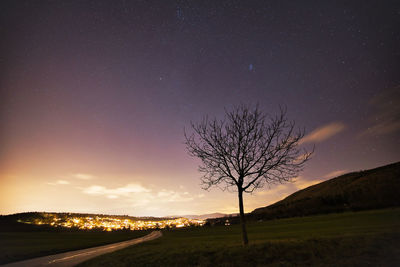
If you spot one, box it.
[238,189,249,245]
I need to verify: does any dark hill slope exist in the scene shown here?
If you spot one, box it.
[252,162,400,219]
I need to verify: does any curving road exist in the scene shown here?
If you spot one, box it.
[2,231,162,267]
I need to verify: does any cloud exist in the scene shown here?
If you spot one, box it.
[360,87,400,137]
[323,169,347,179]
[293,170,347,190]
[73,173,95,180]
[81,183,196,204]
[156,189,193,202]
[294,178,322,190]
[47,180,70,186]
[83,183,151,198]
[251,183,299,209]
[83,185,108,195]
[157,190,174,197]
[300,122,345,144]
[362,121,400,136]
[286,170,346,191]
[294,153,312,164]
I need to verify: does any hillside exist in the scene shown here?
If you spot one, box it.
[251,161,400,219]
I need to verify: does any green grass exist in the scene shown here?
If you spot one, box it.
[0,230,149,264]
[79,208,400,266]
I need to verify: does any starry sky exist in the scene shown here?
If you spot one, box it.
[1,0,399,216]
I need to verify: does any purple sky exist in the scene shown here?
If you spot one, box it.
[1,0,399,216]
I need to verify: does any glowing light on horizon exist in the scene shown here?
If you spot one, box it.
[19,213,206,231]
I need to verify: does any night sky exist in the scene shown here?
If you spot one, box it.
[1,0,399,216]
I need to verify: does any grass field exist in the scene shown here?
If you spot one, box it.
[0,230,149,264]
[79,208,400,266]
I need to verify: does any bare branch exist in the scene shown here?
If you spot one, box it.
[184,104,313,246]
[184,105,313,193]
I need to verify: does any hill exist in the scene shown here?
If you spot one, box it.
[251,161,400,220]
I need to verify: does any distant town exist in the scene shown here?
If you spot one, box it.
[17,213,206,231]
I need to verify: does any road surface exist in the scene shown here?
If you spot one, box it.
[2,231,162,267]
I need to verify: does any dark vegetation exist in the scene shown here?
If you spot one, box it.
[252,161,400,219]
[208,161,400,225]
[79,208,400,267]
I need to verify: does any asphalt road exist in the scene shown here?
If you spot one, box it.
[2,231,162,267]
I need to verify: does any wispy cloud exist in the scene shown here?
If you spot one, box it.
[360,87,400,137]
[81,183,197,204]
[291,170,347,190]
[47,180,70,186]
[156,189,193,202]
[323,169,347,179]
[300,122,345,144]
[73,173,95,180]
[83,183,150,198]
[251,183,298,208]
[362,121,400,136]
[294,177,322,190]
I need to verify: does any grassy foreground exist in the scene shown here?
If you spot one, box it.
[0,230,148,264]
[79,208,400,266]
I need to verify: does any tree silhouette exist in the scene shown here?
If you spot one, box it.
[184,105,313,245]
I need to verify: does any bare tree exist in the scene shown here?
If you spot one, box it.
[184,105,312,245]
